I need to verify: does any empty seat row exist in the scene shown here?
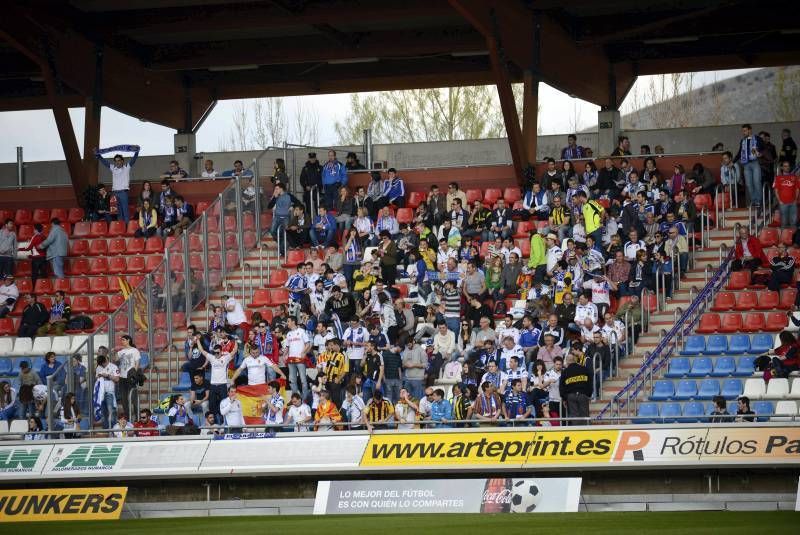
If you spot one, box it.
[711,289,796,312]
[0,352,151,377]
[695,312,788,334]
[635,400,785,424]
[0,335,108,357]
[16,275,126,297]
[728,269,796,291]
[758,227,797,248]
[742,377,800,400]
[681,334,774,355]
[69,237,165,257]
[650,378,744,401]
[248,288,290,308]
[0,208,84,226]
[665,356,754,378]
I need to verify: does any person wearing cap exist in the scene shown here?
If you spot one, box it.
[545,233,563,276]
[38,218,68,280]
[559,342,592,425]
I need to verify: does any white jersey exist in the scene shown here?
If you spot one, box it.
[342,326,369,361]
[238,355,274,385]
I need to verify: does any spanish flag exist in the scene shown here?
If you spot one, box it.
[117,277,149,331]
[237,384,268,425]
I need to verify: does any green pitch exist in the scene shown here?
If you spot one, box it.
[4,511,798,534]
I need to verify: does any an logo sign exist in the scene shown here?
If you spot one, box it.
[0,487,127,522]
[0,448,43,473]
[50,446,123,472]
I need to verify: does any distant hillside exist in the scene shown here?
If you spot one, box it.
[620,66,800,130]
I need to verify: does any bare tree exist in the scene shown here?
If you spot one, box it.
[768,67,800,122]
[228,101,252,150]
[292,98,319,146]
[252,97,287,149]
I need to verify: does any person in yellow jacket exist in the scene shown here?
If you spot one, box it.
[528,231,547,283]
[576,191,604,245]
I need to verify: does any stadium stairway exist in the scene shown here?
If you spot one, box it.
[590,205,750,419]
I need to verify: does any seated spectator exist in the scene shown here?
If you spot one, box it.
[771,331,799,378]
[112,412,134,438]
[134,408,160,437]
[310,206,337,249]
[768,244,795,291]
[314,390,342,431]
[709,395,732,423]
[223,159,254,178]
[0,274,19,318]
[0,381,17,421]
[36,290,71,336]
[25,416,45,441]
[89,184,113,223]
[735,396,755,423]
[161,160,188,180]
[17,361,42,419]
[189,372,210,417]
[164,195,194,236]
[201,159,218,178]
[17,293,49,338]
[427,388,452,428]
[136,199,158,238]
[732,226,768,272]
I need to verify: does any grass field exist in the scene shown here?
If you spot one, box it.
[4,511,798,535]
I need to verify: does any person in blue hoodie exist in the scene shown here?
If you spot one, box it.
[322,150,348,211]
[310,206,337,248]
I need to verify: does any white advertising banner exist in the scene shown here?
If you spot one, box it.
[0,444,54,480]
[314,478,582,515]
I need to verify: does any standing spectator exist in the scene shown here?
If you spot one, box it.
[322,150,348,210]
[377,231,398,286]
[774,160,799,228]
[544,356,563,416]
[285,316,311,400]
[0,219,17,279]
[116,334,141,418]
[300,152,323,215]
[199,344,233,424]
[559,343,592,425]
[233,345,285,386]
[18,223,47,286]
[38,218,68,280]
[268,183,293,243]
[94,354,119,429]
[402,339,427,401]
[17,293,48,338]
[134,408,160,436]
[720,151,741,191]
[219,386,244,432]
[758,131,778,188]
[561,134,584,160]
[364,390,394,431]
[36,290,71,336]
[611,135,631,156]
[261,380,285,428]
[317,338,348,405]
[735,124,764,207]
[382,345,404,403]
[446,182,468,213]
[395,387,420,429]
[665,227,689,275]
[95,145,140,223]
[779,129,797,169]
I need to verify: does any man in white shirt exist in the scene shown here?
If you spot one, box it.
[309,279,329,319]
[95,145,140,223]
[543,356,563,413]
[499,336,525,371]
[545,233,563,275]
[201,159,218,178]
[580,318,601,344]
[95,354,120,429]
[504,355,528,395]
[286,391,312,432]
[501,238,522,264]
[313,322,335,354]
[343,318,369,368]
[497,316,521,345]
[200,345,233,423]
[223,295,247,341]
[233,346,285,386]
[433,322,456,361]
[285,317,311,399]
[0,275,19,318]
[582,275,617,318]
[219,386,244,431]
[418,386,434,419]
[574,293,598,326]
[623,229,646,261]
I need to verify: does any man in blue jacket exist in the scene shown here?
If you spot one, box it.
[310,206,337,249]
[322,150,347,210]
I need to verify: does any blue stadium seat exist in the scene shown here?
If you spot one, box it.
[688,357,713,377]
[634,403,659,424]
[79,418,90,431]
[139,352,150,369]
[31,356,44,371]
[681,335,706,355]
[682,401,706,423]
[173,372,192,392]
[712,357,736,377]
[0,358,12,376]
[665,357,690,378]
[698,378,721,400]
[660,402,682,423]
[749,334,774,354]
[727,334,750,354]
[674,380,698,400]
[734,356,755,377]
[704,335,728,355]
[650,380,675,401]
[753,401,775,422]
[721,378,744,400]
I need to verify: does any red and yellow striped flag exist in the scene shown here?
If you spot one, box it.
[117,277,149,331]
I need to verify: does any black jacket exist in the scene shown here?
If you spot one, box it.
[324,293,356,322]
[21,302,48,328]
[300,161,323,189]
[559,362,593,398]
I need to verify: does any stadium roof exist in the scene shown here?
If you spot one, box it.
[2,0,798,194]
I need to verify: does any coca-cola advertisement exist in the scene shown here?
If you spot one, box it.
[314,478,582,515]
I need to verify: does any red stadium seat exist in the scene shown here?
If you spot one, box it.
[108,238,127,255]
[780,228,795,246]
[67,259,90,277]
[189,254,203,272]
[70,277,90,294]
[207,254,222,271]
[54,278,71,293]
[134,333,148,351]
[483,188,502,207]
[67,208,85,224]
[711,291,735,311]
[503,187,521,204]
[14,260,31,277]
[396,208,413,224]
[407,191,425,209]
[89,239,108,256]
[125,220,139,236]
[742,312,766,332]
[88,221,108,238]
[207,234,221,251]
[113,313,129,331]
[779,288,797,310]
[243,231,257,250]
[33,279,53,295]
[754,290,780,310]
[266,289,289,307]
[69,239,90,257]
[71,296,91,314]
[15,279,32,294]
[196,201,210,214]
[32,209,50,225]
[249,289,271,308]
[125,256,145,273]
[727,271,751,290]
[72,221,91,238]
[224,233,238,250]
[758,228,779,247]
[718,313,743,333]
[223,215,237,231]
[14,209,32,226]
[243,213,256,232]
[16,225,33,242]
[267,269,289,288]
[51,208,68,223]
[145,236,164,254]
[145,255,162,273]
[225,251,239,268]
[169,254,184,273]
[127,274,145,288]
[282,250,306,268]
[733,291,757,311]
[90,296,111,314]
[0,210,12,222]
[109,294,126,311]
[0,318,14,336]
[693,194,713,212]
[513,221,534,239]
[88,276,110,294]
[765,312,788,332]
[206,216,219,233]
[108,257,127,274]
[89,258,109,275]
[466,189,482,205]
[189,233,203,252]
[126,238,145,255]
[696,313,721,334]
[152,312,167,331]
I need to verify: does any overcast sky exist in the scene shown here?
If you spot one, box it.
[0,69,754,163]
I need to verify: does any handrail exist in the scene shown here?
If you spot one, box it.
[598,247,735,420]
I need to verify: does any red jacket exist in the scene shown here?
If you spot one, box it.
[134,420,160,437]
[734,236,768,267]
[19,232,46,258]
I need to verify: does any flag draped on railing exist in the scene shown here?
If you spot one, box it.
[118,277,149,331]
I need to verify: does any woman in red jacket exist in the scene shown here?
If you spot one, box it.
[18,223,47,286]
[771,330,799,378]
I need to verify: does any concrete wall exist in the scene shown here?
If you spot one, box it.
[1,121,797,188]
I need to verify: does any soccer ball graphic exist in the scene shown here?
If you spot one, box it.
[509,479,542,513]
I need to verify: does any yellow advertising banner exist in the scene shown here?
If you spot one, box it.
[0,487,127,522]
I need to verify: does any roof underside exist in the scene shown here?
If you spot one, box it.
[1,0,798,129]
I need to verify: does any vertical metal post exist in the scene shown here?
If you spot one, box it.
[46,375,54,432]
[127,290,135,339]
[16,147,24,186]
[146,273,154,357]
[234,176,245,268]
[202,212,210,309]
[164,252,173,389]
[253,158,262,239]
[219,193,227,283]
[183,234,192,319]
[364,129,373,170]
[108,310,116,360]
